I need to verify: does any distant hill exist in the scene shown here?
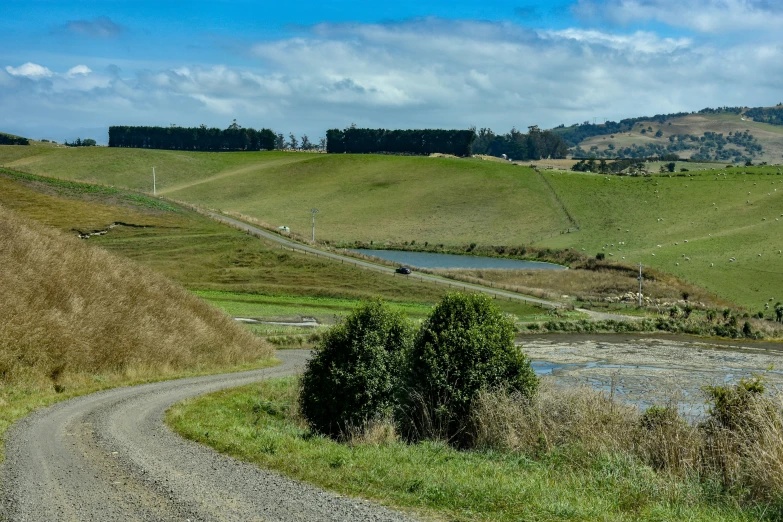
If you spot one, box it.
[550,106,783,165]
[0,132,30,146]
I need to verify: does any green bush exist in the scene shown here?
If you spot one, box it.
[299,299,413,438]
[400,293,538,445]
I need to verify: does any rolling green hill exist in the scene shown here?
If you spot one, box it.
[2,142,782,310]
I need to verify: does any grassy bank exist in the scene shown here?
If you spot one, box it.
[168,377,770,522]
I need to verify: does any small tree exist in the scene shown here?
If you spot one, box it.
[288,133,299,150]
[400,293,538,445]
[299,299,413,438]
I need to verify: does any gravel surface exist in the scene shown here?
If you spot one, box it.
[0,350,417,521]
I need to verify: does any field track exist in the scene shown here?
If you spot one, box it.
[0,350,417,521]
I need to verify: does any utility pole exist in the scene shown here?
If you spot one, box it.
[310,208,319,242]
[152,166,156,196]
[638,262,643,308]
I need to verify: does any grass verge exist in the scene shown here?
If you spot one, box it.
[167,377,769,522]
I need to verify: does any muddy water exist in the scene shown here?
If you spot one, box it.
[518,333,783,416]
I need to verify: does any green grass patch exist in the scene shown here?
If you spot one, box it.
[195,290,548,324]
[167,377,768,522]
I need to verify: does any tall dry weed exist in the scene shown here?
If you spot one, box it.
[0,205,273,389]
[471,380,638,455]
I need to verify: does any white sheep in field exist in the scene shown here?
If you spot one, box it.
[685,257,690,261]
[711,263,714,267]
[652,253,655,256]
[676,262,680,266]
[758,253,762,257]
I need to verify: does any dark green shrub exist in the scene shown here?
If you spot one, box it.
[299,299,413,438]
[400,292,538,445]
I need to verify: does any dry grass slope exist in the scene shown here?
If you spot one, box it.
[0,204,273,389]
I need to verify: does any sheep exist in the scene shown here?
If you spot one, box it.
[758,253,762,257]
[684,240,689,243]
[652,253,655,256]
[685,257,691,261]
[711,263,714,267]
[676,262,680,266]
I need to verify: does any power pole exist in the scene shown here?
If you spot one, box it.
[638,263,643,307]
[152,166,156,196]
[310,208,319,242]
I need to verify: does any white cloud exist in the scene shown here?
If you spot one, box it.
[5,62,53,78]
[574,0,783,33]
[2,17,783,143]
[66,65,92,77]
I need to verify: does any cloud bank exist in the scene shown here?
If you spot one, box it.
[3,17,783,141]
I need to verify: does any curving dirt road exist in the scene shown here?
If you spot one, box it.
[0,350,416,521]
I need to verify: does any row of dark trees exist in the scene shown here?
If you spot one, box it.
[64,138,96,147]
[471,126,569,160]
[326,127,475,156]
[0,134,29,145]
[108,121,276,151]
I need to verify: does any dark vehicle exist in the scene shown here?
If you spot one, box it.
[395,266,412,275]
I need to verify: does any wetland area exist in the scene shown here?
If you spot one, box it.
[520,333,783,416]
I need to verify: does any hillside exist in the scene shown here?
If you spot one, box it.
[2,144,782,310]
[562,110,783,165]
[0,204,273,390]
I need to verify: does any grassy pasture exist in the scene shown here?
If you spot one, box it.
[4,143,783,309]
[0,169,544,321]
[540,168,783,310]
[0,145,571,245]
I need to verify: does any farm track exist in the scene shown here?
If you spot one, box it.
[0,350,417,521]
[207,212,635,321]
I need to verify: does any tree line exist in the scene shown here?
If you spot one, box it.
[326,127,475,156]
[64,138,96,147]
[108,121,277,151]
[0,134,29,145]
[744,106,783,127]
[471,126,569,160]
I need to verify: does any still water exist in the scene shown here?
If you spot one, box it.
[352,249,565,270]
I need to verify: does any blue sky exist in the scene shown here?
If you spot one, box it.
[2,0,783,142]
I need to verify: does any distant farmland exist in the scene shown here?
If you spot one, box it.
[1,143,782,310]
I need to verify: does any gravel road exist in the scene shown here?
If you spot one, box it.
[0,350,417,522]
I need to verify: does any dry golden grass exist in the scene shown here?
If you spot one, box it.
[471,380,783,502]
[471,381,639,455]
[0,204,273,390]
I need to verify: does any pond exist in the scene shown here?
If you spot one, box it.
[352,249,565,270]
[521,333,783,418]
